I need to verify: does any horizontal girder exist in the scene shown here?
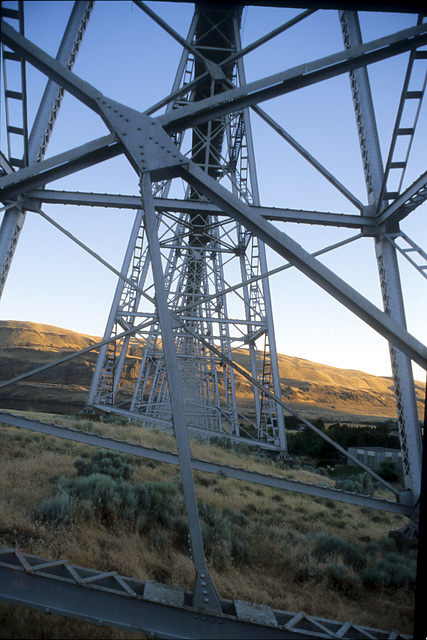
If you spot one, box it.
[0,411,413,516]
[24,189,376,228]
[2,18,426,372]
[0,548,411,640]
[3,19,427,141]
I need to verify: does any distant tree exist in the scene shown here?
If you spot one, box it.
[379,460,399,482]
[287,420,400,463]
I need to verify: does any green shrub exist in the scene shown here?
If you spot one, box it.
[102,415,129,425]
[142,482,180,527]
[335,473,376,496]
[325,563,362,595]
[121,488,139,521]
[379,460,399,482]
[296,565,321,583]
[365,542,380,556]
[312,533,366,569]
[380,536,397,553]
[74,450,134,481]
[363,551,417,588]
[56,473,123,523]
[210,435,233,450]
[222,506,249,528]
[195,501,253,569]
[32,490,75,525]
[234,442,251,455]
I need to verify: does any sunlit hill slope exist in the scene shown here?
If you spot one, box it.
[0,320,424,422]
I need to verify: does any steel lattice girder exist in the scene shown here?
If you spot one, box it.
[0,3,426,636]
[0,1,94,296]
[0,548,412,640]
[1,17,427,369]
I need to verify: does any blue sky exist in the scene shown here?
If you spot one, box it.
[1,1,426,381]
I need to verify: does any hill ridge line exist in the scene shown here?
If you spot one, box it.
[0,320,424,422]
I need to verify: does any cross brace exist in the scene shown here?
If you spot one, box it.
[1,19,426,370]
[25,189,376,228]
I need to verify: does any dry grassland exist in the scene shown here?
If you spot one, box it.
[2,321,425,423]
[0,412,416,638]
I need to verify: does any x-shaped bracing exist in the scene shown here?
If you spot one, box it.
[1,18,427,371]
[2,12,427,616]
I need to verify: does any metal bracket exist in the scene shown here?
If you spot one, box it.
[204,58,228,81]
[94,96,187,178]
[235,600,278,627]
[143,581,185,607]
[192,570,222,612]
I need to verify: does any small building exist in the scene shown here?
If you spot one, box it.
[347,446,403,472]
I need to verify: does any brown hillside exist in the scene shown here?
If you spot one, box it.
[0,320,424,422]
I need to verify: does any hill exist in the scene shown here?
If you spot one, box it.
[0,320,424,422]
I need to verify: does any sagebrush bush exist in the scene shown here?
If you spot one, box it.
[33,490,75,525]
[3,416,416,638]
[196,500,252,570]
[31,450,417,602]
[56,473,123,523]
[363,551,417,588]
[335,473,377,496]
[312,532,366,569]
[209,435,233,450]
[74,450,134,481]
[34,470,184,531]
[140,482,181,528]
[325,563,362,595]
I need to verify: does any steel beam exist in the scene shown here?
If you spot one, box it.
[251,104,365,211]
[377,170,427,227]
[0,549,411,640]
[3,18,427,144]
[140,172,221,613]
[27,1,94,162]
[0,411,413,516]
[0,20,102,112]
[177,160,427,371]
[0,1,93,297]
[143,8,317,117]
[158,23,427,133]
[24,190,375,228]
[339,10,422,500]
[0,6,423,637]
[24,113,418,377]
[0,135,122,201]
[0,233,363,395]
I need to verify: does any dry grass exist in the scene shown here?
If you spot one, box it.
[0,413,416,638]
[2,320,425,422]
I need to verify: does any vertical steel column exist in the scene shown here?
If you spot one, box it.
[0,1,94,298]
[86,208,145,407]
[340,11,422,500]
[232,14,287,451]
[86,4,287,449]
[86,13,199,416]
[140,172,221,614]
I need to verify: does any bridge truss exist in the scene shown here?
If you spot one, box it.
[0,1,426,637]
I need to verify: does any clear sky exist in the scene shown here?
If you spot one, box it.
[1,1,426,382]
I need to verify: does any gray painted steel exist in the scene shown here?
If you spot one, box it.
[25,189,377,227]
[1,3,425,636]
[0,549,411,639]
[0,1,93,297]
[339,10,422,499]
[0,411,413,516]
